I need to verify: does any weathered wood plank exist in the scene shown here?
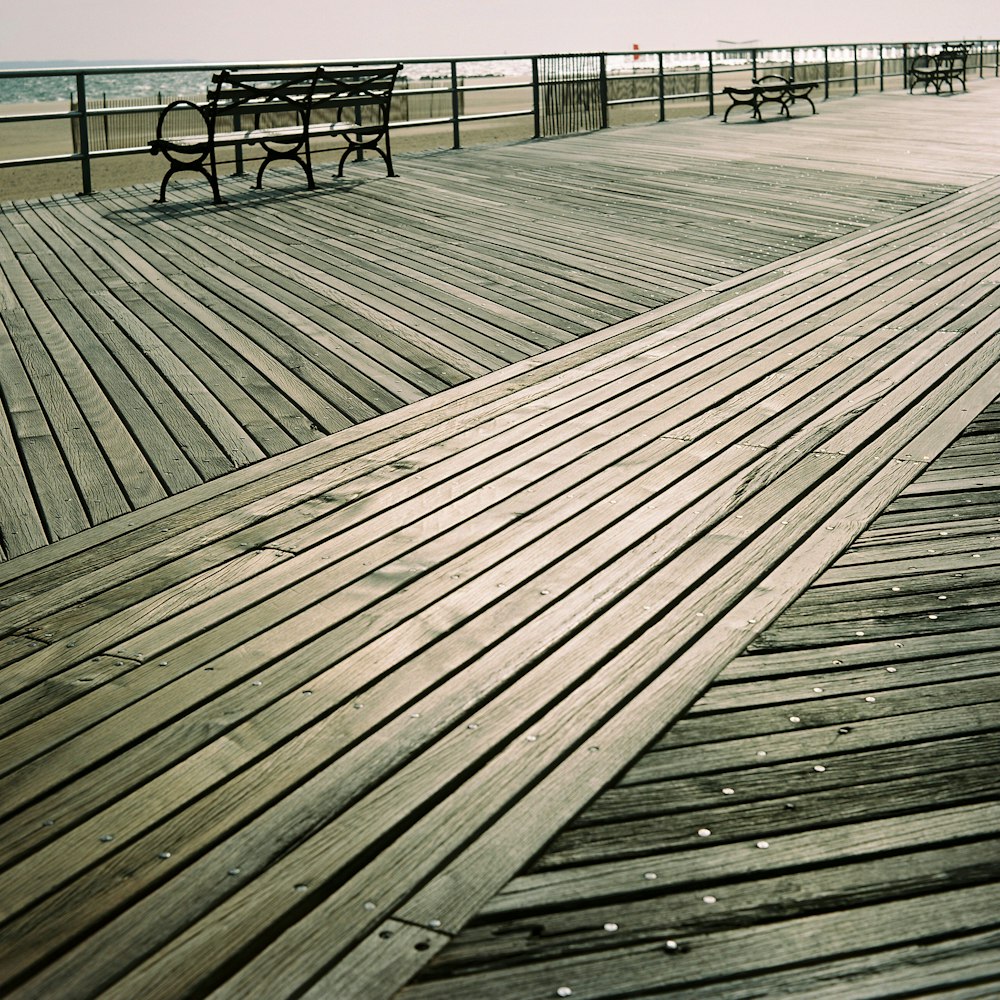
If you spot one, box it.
[399,882,1000,999]
[3,85,1000,1000]
[427,840,1000,970]
[402,388,1000,998]
[0,86,985,557]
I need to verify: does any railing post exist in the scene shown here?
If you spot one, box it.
[102,93,110,150]
[74,73,93,195]
[902,43,908,90]
[450,60,461,149]
[853,43,859,93]
[234,110,245,174]
[823,46,830,99]
[531,56,541,138]
[879,43,884,90]
[599,52,609,129]
[980,40,985,78]
[657,52,665,122]
[790,46,796,80]
[707,49,714,116]
[751,48,758,80]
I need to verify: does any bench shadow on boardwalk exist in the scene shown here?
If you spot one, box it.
[0,83,998,997]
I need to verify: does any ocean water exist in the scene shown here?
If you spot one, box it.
[0,53,736,105]
[0,47,884,105]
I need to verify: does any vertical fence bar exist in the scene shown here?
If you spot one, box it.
[790,46,796,80]
[102,94,110,150]
[450,61,461,149]
[751,48,758,80]
[853,44,859,93]
[74,72,92,195]
[599,53,609,129]
[979,40,984,78]
[879,43,884,90]
[531,56,540,137]
[707,49,714,116]
[823,46,830,99]
[657,52,665,122]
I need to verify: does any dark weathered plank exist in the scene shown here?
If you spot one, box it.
[405,398,1000,999]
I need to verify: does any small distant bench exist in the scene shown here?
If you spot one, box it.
[908,45,968,94]
[722,74,817,123]
[149,63,402,204]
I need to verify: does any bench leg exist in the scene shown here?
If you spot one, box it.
[154,161,223,205]
[336,138,397,178]
[723,99,758,123]
[253,147,315,193]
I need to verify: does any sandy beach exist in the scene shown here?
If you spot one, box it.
[0,74,713,201]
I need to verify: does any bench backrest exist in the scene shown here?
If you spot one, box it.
[936,50,966,72]
[208,69,316,134]
[203,64,402,133]
[310,63,402,127]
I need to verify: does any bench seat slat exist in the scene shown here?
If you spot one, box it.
[153,121,364,152]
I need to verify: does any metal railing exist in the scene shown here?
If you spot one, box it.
[2,39,997,197]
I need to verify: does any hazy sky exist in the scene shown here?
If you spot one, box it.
[3,0,997,64]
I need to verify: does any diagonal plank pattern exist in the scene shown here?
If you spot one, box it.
[6,83,997,560]
[403,400,1000,998]
[0,155,999,997]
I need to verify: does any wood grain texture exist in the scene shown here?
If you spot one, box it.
[8,83,1000,559]
[408,400,1000,999]
[1,83,1000,1000]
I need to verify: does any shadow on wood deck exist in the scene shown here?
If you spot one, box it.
[0,82,998,998]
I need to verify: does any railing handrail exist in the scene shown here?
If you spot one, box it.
[2,39,997,197]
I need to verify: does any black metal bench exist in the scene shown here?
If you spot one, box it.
[722,74,817,122]
[908,46,968,94]
[149,63,402,204]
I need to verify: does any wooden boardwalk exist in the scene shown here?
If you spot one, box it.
[0,82,999,998]
[403,400,1000,998]
[2,84,999,560]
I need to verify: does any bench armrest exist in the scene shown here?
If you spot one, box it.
[150,99,212,151]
